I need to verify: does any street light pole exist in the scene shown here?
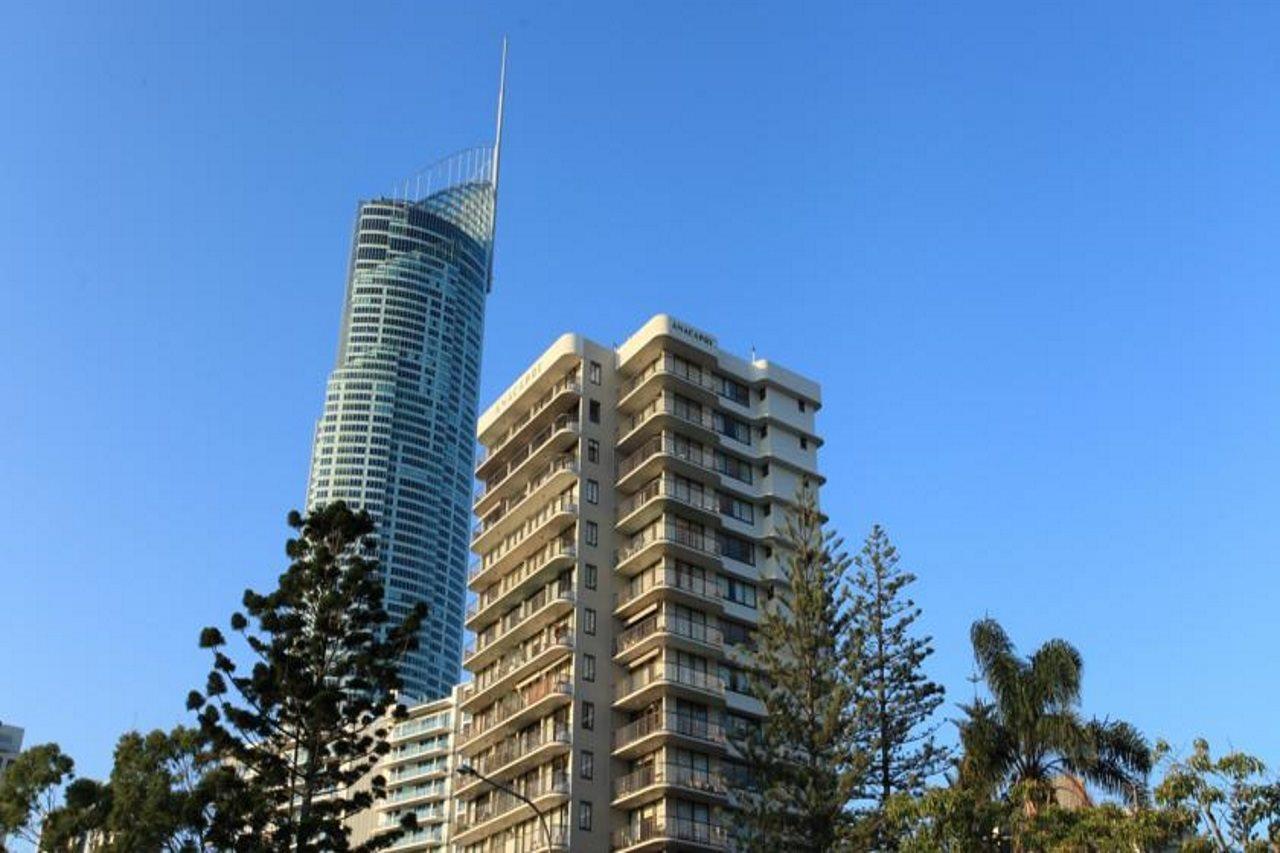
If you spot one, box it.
[456,762,556,851]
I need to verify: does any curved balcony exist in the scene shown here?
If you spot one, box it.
[453,771,571,845]
[614,613,723,664]
[612,762,727,809]
[616,395,717,454]
[384,780,449,809]
[614,562,723,619]
[476,376,581,475]
[475,414,580,516]
[473,454,579,552]
[464,586,575,671]
[612,711,726,760]
[384,737,451,768]
[466,536,575,630]
[387,758,449,788]
[455,723,572,798]
[459,675,574,753]
[469,494,578,591]
[614,663,724,710]
[617,433,721,494]
[618,354,718,414]
[462,633,574,712]
[617,475,720,534]
[612,817,728,852]
[615,522,720,577]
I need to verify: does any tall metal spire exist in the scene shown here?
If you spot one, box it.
[486,37,508,291]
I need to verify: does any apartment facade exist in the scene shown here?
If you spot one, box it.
[0,723,21,773]
[349,691,461,853]
[455,315,822,852]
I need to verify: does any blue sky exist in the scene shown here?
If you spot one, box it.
[2,1,1278,784]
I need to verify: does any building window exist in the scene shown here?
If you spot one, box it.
[585,521,598,547]
[579,800,593,831]
[800,436,808,450]
[799,398,806,412]
[582,701,595,730]
[587,439,600,464]
[585,563,597,589]
[588,399,601,423]
[586,479,599,504]
[582,654,596,682]
[588,360,602,385]
[580,750,594,780]
[584,608,596,635]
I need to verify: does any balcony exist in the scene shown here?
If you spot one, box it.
[614,563,723,618]
[466,537,575,630]
[453,771,571,844]
[612,711,726,759]
[616,475,720,534]
[464,585,574,671]
[612,818,728,852]
[618,354,718,414]
[614,613,723,664]
[389,713,452,744]
[473,455,579,551]
[614,662,724,710]
[462,632,574,711]
[476,375,581,474]
[616,395,717,454]
[612,762,728,808]
[469,494,578,590]
[617,433,721,493]
[459,675,574,752]
[455,724,572,797]
[615,522,719,577]
[475,414,580,515]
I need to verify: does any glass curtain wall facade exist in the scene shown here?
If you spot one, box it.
[306,147,497,700]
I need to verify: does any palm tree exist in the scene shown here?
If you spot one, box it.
[957,618,1151,813]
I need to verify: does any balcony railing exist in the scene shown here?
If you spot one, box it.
[473,493,578,579]
[478,414,580,498]
[455,771,570,832]
[617,433,718,482]
[615,613,723,656]
[617,522,718,566]
[613,817,728,850]
[478,375,581,466]
[615,563,720,610]
[468,537,575,624]
[466,585,574,660]
[467,631,573,699]
[460,675,573,743]
[616,475,719,520]
[614,662,724,701]
[473,454,578,541]
[619,353,718,400]
[614,762,726,799]
[613,711,726,750]
[466,723,571,778]
[618,394,716,444]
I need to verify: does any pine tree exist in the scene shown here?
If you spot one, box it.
[186,501,427,852]
[733,486,868,851]
[851,525,948,846]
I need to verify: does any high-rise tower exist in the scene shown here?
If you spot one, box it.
[306,45,507,701]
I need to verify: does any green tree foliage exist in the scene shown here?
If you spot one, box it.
[186,502,427,852]
[850,524,949,843]
[957,618,1152,812]
[733,486,868,850]
[41,726,240,852]
[1154,738,1280,851]
[0,743,74,849]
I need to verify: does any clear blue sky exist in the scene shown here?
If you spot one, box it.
[2,1,1278,783]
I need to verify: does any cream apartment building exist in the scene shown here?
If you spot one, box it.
[454,315,822,852]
